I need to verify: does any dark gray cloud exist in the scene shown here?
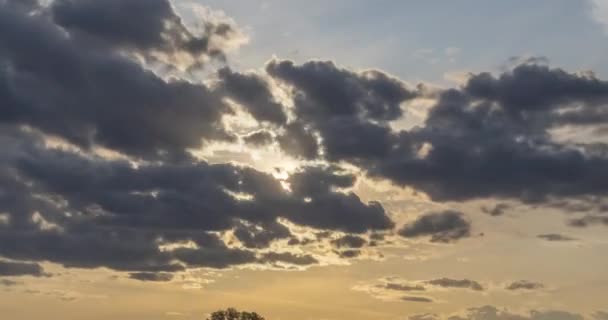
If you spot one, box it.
[0,127,392,275]
[266,60,415,122]
[51,0,238,68]
[218,67,287,125]
[0,260,47,277]
[464,64,608,117]
[426,278,483,291]
[0,1,236,160]
[128,272,173,282]
[336,249,361,259]
[568,215,608,228]
[2,0,608,283]
[331,235,367,248]
[233,221,291,249]
[267,59,608,204]
[537,234,578,242]
[171,246,256,270]
[277,122,320,160]
[267,59,418,162]
[401,296,433,303]
[506,280,544,291]
[285,166,394,232]
[2,0,40,11]
[398,210,472,243]
[369,65,608,203]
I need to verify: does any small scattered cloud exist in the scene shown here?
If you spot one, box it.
[382,282,426,292]
[401,296,434,303]
[129,272,174,282]
[409,314,440,320]
[426,278,484,291]
[398,210,472,243]
[505,280,545,291]
[537,234,578,242]
[354,276,488,303]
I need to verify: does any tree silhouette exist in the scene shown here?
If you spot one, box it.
[207,308,265,320]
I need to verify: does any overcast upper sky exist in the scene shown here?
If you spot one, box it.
[1,1,608,320]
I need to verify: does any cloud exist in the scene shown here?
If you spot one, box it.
[398,210,472,243]
[129,272,174,282]
[227,57,608,210]
[451,305,583,320]
[401,296,433,303]
[331,235,367,248]
[259,252,318,266]
[277,122,320,160]
[426,278,484,291]
[218,67,287,125]
[370,65,608,202]
[0,127,393,275]
[410,314,439,320]
[537,234,578,242]
[2,0,608,284]
[0,260,48,277]
[364,276,553,300]
[412,305,585,320]
[51,0,242,68]
[382,283,426,292]
[265,59,608,204]
[0,0,235,160]
[233,221,292,249]
[266,59,419,162]
[568,215,608,227]
[356,276,488,303]
[505,280,545,291]
[285,166,394,232]
[337,249,361,259]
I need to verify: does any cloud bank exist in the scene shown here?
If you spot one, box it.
[1,0,608,282]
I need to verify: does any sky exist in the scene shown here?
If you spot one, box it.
[1,1,608,320]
